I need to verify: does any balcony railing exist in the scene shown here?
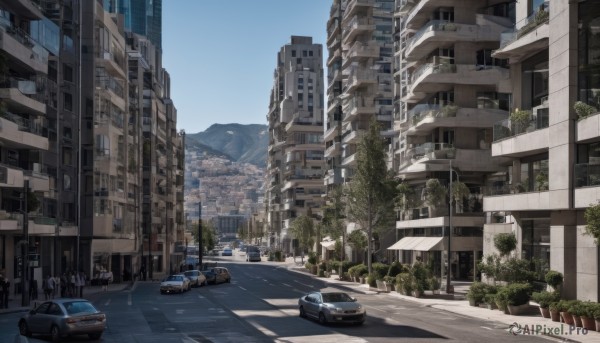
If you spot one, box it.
[0,77,46,103]
[498,1,549,49]
[410,62,456,84]
[409,104,458,126]
[404,142,455,163]
[492,107,549,142]
[0,111,47,136]
[406,20,459,53]
[575,163,600,188]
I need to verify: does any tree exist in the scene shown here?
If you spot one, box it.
[345,119,397,275]
[322,185,346,261]
[289,214,315,263]
[395,182,422,219]
[424,178,447,208]
[494,233,517,257]
[347,229,367,261]
[191,220,216,253]
[584,202,600,245]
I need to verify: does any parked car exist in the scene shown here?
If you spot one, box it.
[221,248,233,256]
[298,291,365,325]
[201,267,231,285]
[160,274,191,294]
[183,270,207,287]
[18,298,106,342]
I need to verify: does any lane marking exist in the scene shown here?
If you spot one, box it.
[293,280,314,288]
[104,298,111,306]
[127,293,132,306]
[282,283,292,287]
[238,286,247,291]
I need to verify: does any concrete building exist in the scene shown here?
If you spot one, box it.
[324,0,395,259]
[0,0,183,295]
[483,0,600,301]
[390,0,513,280]
[266,36,326,253]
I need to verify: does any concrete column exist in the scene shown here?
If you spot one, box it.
[576,225,598,301]
[550,211,577,300]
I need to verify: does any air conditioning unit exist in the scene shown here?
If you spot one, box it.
[32,163,41,173]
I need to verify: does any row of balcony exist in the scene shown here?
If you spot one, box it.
[492,108,549,142]
[498,2,549,50]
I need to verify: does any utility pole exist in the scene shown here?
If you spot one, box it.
[21,180,29,307]
[198,202,203,268]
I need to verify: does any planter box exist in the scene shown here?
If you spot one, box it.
[539,307,550,319]
[572,314,583,328]
[550,309,560,322]
[487,302,498,310]
[507,304,529,316]
[560,312,574,325]
[581,316,595,331]
[596,319,600,332]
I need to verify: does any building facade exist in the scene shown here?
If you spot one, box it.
[266,36,325,253]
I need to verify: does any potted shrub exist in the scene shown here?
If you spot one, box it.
[509,108,532,133]
[367,274,377,288]
[548,301,561,322]
[559,300,576,325]
[383,275,395,292]
[545,270,563,292]
[580,301,596,331]
[568,301,584,328]
[505,283,532,315]
[574,101,598,120]
[593,304,600,332]
[484,293,498,310]
[495,286,510,314]
[429,277,441,295]
[531,291,559,318]
[467,282,489,307]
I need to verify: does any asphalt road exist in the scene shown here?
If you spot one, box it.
[0,253,554,343]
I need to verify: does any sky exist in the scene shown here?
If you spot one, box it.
[162,1,331,134]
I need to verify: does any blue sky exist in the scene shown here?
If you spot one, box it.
[163,1,331,134]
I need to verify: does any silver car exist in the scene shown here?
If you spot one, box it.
[18,299,106,342]
[160,274,191,294]
[183,270,207,287]
[298,291,366,325]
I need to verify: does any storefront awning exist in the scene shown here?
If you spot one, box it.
[387,236,444,251]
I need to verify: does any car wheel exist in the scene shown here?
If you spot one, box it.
[299,306,306,318]
[51,325,61,343]
[18,321,31,337]
[88,332,103,340]
[318,312,327,325]
[226,278,231,283]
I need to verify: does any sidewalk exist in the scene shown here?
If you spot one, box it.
[281,258,600,343]
[0,282,133,315]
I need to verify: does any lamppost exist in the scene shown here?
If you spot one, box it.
[445,159,461,294]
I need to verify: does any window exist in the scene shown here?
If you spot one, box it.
[62,148,72,166]
[578,3,600,109]
[291,50,296,57]
[303,50,308,57]
[63,64,73,83]
[63,174,71,191]
[64,93,73,111]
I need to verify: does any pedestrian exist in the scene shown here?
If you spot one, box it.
[53,275,60,298]
[100,270,109,291]
[29,279,38,300]
[140,264,146,281]
[76,271,86,298]
[60,273,68,297]
[44,275,55,300]
[2,276,9,309]
[69,272,76,297]
[0,275,5,309]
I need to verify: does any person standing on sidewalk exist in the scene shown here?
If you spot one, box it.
[1,276,9,309]
[0,275,5,308]
[75,271,85,298]
[53,275,60,298]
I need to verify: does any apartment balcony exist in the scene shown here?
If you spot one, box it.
[341,152,357,167]
[324,142,341,158]
[0,27,48,74]
[24,169,50,192]
[342,16,375,46]
[574,163,600,208]
[324,168,343,185]
[576,111,600,143]
[284,116,323,133]
[410,63,509,95]
[0,112,49,150]
[343,0,374,21]
[327,35,341,50]
[343,69,377,93]
[405,20,503,62]
[342,96,375,121]
[0,78,46,115]
[0,211,19,232]
[324,121,341,143]
[396,0,416,16]
[327,48,342,67]
[407,105,508,136]
[327,17,341,46]
[0,163,24,188]
[483,190,551,212]
[342,41,379,67]
[492,108,549,158]
[342,129,362,145]
[493,4,549,62]
[326,96,341,115]
[28,216,57,235]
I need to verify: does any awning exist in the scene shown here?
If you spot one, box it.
[387,236,444,251]
[320,240,336,250]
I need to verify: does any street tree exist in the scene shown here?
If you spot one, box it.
[190,220,216,253]
[289,214,315,264]
[345,119,397,275]
[322,185,346,258]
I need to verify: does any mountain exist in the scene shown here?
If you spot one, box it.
[186,124,268,167]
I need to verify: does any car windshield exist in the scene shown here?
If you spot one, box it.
[184,271,197,276]
[63,301,98,315]
[165,275,182,281]
[322,293,353,303]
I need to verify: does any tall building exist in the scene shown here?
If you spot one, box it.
[107,0,162,50]
[390,0,514,279]
[483,0,600,301]
[324,0,394,259]
[0,0,182,296]
[266,36,325,253]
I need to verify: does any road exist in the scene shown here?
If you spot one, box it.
[0,252,554,342]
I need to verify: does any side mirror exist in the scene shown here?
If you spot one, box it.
[351,297,357,302]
